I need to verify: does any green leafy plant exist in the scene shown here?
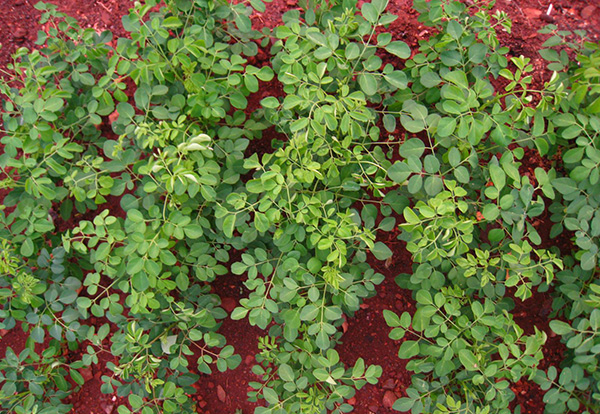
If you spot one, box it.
[0,0,267,412]
[529,30,600,414]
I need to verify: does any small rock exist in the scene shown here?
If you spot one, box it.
[221,297,236,313]
[382,391,398,409]
[244,354,254,365]
[382,378,395,390]
[541,14,555,23]
[347,397,356,405]
[208,382,215,389]
[79,367,94,381]
[523,8,542,19]
[368,404,380,413]
[14,0,24,5]
[102,11,112,25]
[199,401,207,408]
[582,5,597,19]
[14,28,27,39]
[102,402,114,414]
[216,385,227,403]
[108,110,119,124]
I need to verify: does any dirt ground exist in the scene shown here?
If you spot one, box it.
[0,0,599,413]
